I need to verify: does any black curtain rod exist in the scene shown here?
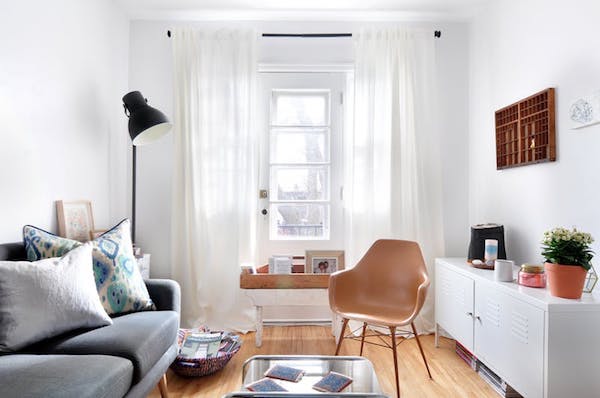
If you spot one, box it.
[262,33,352,38]
[167,30,441,38]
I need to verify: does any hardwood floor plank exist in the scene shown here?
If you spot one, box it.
[148,325,497,398]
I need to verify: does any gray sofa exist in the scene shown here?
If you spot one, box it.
[0,242,181,398]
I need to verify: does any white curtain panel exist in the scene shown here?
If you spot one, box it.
[171,28,258,330]
[345,27,444,332]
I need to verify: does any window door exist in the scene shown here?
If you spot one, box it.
[258,72,346,261]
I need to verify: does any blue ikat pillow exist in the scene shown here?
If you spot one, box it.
[23,219,155,316]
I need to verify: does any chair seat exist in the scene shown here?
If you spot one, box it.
[334,302,415,327]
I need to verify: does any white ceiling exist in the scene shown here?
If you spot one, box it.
[115,0,490,21]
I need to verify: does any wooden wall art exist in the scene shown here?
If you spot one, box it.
[495,88,556,169]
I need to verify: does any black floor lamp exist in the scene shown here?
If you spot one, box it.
[122,91,172,243]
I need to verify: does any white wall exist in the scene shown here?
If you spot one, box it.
[0,0,130,241]
[437,22,470,258]
[469,0,600,266]
[128,22,174,278]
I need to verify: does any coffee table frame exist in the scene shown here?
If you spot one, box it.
[234,355,387,397]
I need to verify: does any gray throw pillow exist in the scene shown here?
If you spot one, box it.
[0,243,112,352]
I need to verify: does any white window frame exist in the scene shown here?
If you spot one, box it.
[257,67,350,260]
[269,88,332,240]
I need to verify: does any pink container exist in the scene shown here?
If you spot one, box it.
[518,264,546,288]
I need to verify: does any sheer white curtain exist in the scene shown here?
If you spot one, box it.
[171,28,258,330]
[345,27,444,331]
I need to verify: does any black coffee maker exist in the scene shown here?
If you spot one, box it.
[468,223,507,262]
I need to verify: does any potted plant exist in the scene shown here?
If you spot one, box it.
[542,227,594,299]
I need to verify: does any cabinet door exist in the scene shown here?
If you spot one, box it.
[435,262,475,351]
[474,281,544,398]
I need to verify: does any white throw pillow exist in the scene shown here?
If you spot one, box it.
[0,243,112,352]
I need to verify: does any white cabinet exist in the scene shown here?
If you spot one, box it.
[435,263,474,351]
[435,258,600,398]
[473,280,544,397]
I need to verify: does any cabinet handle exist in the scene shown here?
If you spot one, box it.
[475,315,481,321]
[466,312,473,317]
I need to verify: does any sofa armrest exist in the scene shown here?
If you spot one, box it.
[145,279,181,313]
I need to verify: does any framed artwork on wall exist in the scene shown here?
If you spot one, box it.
[305,250,345,274]
[570,90,600,129]
[495,88,555,169]
[56,200,95,242]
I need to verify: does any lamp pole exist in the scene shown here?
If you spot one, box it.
[132,145,137,243]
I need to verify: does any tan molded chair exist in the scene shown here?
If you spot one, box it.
[329,239,432,398]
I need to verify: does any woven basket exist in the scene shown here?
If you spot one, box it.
[170,328,241,377]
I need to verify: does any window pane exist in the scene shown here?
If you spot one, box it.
[272,91,329,126]
[270,128,330,164]
[271,166,329,201]
[270,203,329,239]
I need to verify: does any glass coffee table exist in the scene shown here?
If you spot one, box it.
[223,355,388,397]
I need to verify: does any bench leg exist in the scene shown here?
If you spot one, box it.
[158,373,169,398]
[255,305,263,347]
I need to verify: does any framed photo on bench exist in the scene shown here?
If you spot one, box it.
[305,250,345,274]
[56,200,95,242]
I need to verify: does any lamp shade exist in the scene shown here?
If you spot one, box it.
[122,91,172,146]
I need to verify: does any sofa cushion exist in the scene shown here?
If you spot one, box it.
[27,310,178,383]
[23,219,155,316]
[0,244,112,352]
[0,354,133,398]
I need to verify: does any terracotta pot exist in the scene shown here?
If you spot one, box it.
[544,262,587,299]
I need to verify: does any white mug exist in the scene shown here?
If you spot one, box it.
[494,259,514,282]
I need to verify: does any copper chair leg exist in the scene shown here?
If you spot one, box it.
[335,318,349,355]
[390,326,400,398]
[411,322,432,379]
[359,322,367,356]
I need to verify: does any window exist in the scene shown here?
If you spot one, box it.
[269,90,332,239]
[258,72,346,251]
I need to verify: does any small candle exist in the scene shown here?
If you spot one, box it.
[484,239,498,265]
[518,264,546,288]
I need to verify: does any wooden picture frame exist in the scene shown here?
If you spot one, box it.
[89,229,107,240]
[56,200,95,242]
[305,250,345,274]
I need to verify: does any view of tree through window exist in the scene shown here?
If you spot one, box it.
[269,90,331,239]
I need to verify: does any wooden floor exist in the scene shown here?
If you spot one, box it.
[149,325,497,398]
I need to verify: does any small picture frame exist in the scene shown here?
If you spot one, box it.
[240,262,257,275]
[305,250,345,274]
[56,200,95,242]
